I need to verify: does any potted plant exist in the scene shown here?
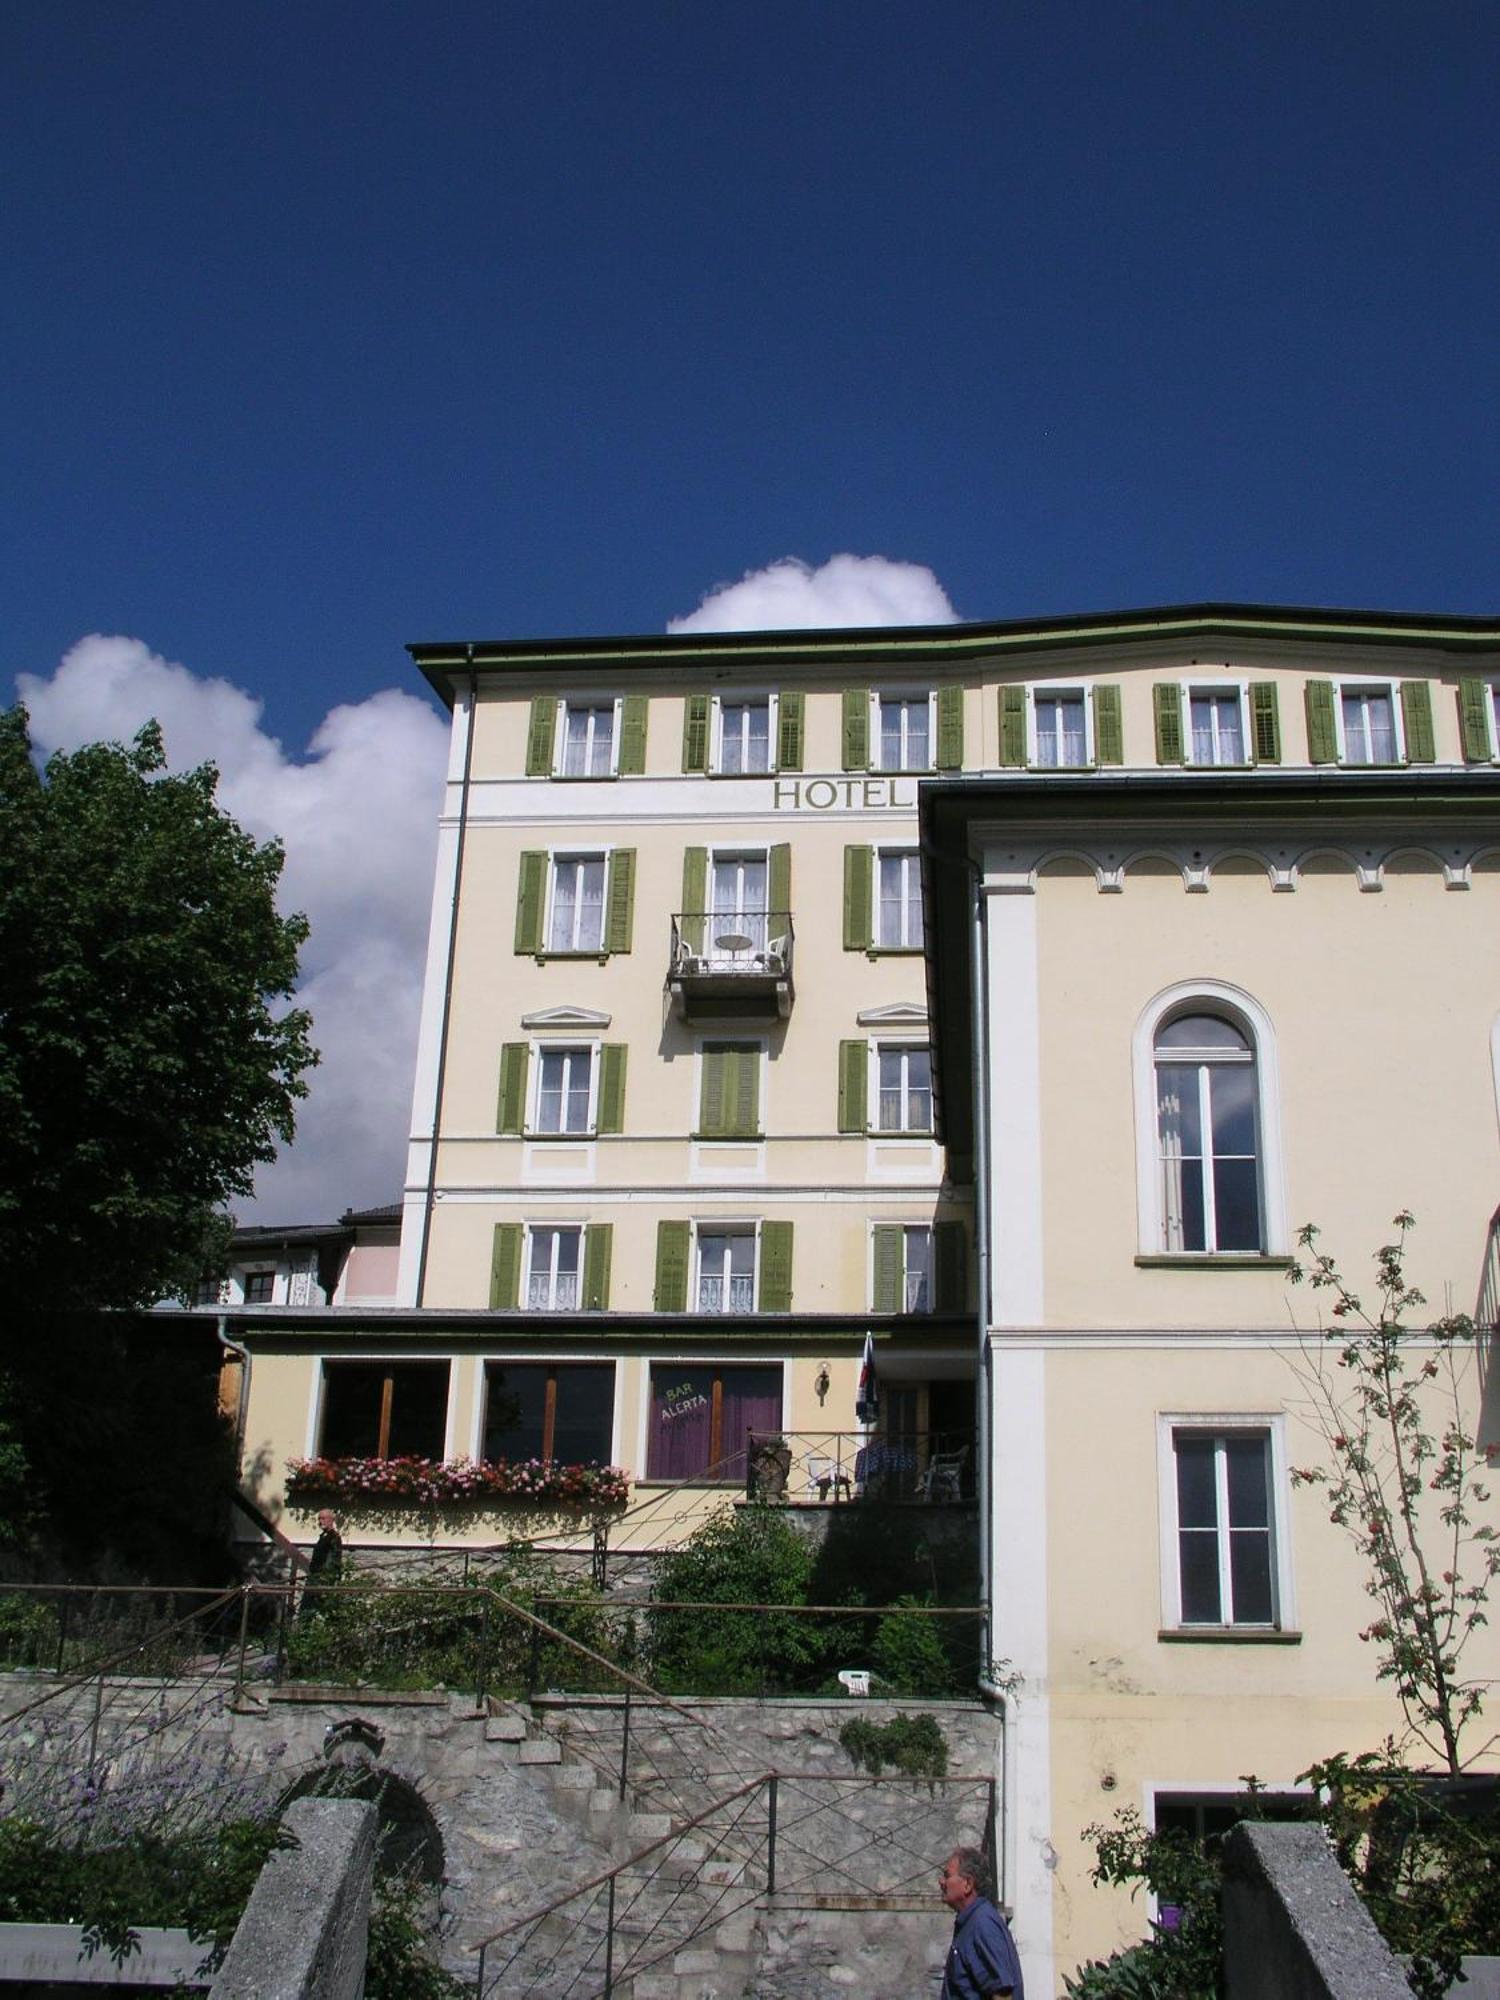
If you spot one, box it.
[746,1433,792,1501]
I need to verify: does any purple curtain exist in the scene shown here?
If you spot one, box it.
[647,1366,781,1481]
[721,1370,781,1479]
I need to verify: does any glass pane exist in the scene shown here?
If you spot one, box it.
[907,1047,932,1130]
[576,859,605,950]
[878,1048,902,1128]
[565,1055,591,1131]
[1035,697,1062,767]
[551,1364,614,1465]
[1225,1437,1269,1527]
[319,1363,387,1458]
[483,1364,549,1461]
[1156,1064,1203,1154]
[386,1362,449,1459]
[537,1050,564,1131]
[1213,1157,1261,1250]
[648,1366,715,1479]
[1229,1530,1274,1622]
[1209,1064,1256,1157]
[904,1229,932,1311]
[1179,1531,1222,1622]
[1175,1438,1218,1527]
[1157,1015,1247,1051]
[1059,695,1086,766]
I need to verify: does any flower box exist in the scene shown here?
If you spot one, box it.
[284,1455,630,1509]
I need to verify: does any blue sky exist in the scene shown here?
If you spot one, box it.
[5,0,1497,1215]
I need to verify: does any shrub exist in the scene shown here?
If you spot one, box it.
[0,1590,59,1668]
[871,1596,960,1696]
[647,1504,827,1694]
[838,1713,949,1778]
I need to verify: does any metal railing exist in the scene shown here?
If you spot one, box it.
[669,909,794,978]
[474,1770,995,1997]
[749,1427,977,1505]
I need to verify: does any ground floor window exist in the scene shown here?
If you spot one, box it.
[318,1360,450,1461]
[646,1363,781,1482]
[482,1361,613,1465]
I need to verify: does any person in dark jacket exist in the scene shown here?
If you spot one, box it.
[939,1847,1024,2000]
[299,1507,343,1616]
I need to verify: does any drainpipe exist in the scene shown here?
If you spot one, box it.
[414,649,479,1308]
[216,1313,252,1507]
[964,853,1012,1907]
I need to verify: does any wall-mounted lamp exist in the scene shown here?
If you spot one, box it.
[815,1365,830,1407]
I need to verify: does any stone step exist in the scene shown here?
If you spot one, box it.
[483,1713,527,1743]
[629,1811,673,1841]
[517,1737,563,1766]
[551,1762,600,1791]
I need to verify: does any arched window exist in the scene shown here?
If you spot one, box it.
[1154,1013,1262,1252]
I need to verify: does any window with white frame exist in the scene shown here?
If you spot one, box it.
[1164,1423,1284,1628]
[243,1270,276,1304]
[876,1044,933,1133]
[547,855,606,953]
[1187,688,1247,766]
[527,1226,583,1311]
[1340,685,1399,765]
[1033,689,1089,768]
[1154,1013,1262,1253]
[559,701,616,777]
[534,1046,594,1134]
[716,696,773,774]
[877,850,924,949]
[877,694,932,772]
[696,1230,756,1313]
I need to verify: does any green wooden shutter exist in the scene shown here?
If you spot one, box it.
[935,1222,967,1311]
[1249,683,1281,764]
[936,685,965,769]
[596,1044,627,1133]
[681,846,708,954]
[490,1225,522,1309]
[654,1220,690,1312]
[682,692,710,773]
[515,852,547,953]
[872,1226,903,1313]
[582,1224,612,1310]
[1305,681,1337,764]
[618,694,648,774]
[497,1043,529,1134]
[998,686,1026,767]
[698,1045,725,1135]
[842,689,870,771]
[1153,684,1184,764]
[768,843,791,925]
[604,849,635,954]
[1093,684,1123,766]
[525,697,557,776]
[1459,680,1493,762]
[838,1039,868,1133]
[777,690,805,771]
[732,1045,759,1135]
[1400,681,1435,764]
[700,1045,759,1137]
[759,1221,793,1312]
[843,846,874,950]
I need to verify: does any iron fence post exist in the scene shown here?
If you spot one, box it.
[476,1596,491,1710]
[232,1586,252,1704]
[604,1873,616,1998]
[55,1595,69,1675]
[618,1682,632,1800]
[273,1585,290,1686]
[767,1774,778,1896]
[87,1671,104,1776]
[527,1615,542,1699]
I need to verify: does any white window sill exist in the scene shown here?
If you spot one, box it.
[1135,1254,1295,1271]
[1159,1627,1301,1645]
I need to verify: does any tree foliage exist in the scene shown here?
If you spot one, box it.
[0,707,316,1312]
[1289,1213,1498,1773]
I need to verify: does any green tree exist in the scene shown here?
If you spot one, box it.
[1289,1214,1497,1775]
[0,707,316,1313]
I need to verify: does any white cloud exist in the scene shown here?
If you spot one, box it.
[17,635,449,1224]
[668,554,960,633]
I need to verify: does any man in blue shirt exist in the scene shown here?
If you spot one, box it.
[939,1847,1024,1999]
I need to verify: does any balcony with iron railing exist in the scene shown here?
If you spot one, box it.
[668,909,794,1021]
[747,1428,977,1506]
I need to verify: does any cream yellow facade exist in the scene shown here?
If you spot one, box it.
[231,603,1500,1988]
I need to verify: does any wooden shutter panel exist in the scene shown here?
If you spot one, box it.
[682,693,710,773]
[496,1044,529,1134]
[1458,679,1493,762]
[605,849,635,954]
[654,1220,690,1312]
[490,1225,522,1310]
[515,852,547,953]
[525,697,557,776]
[582,1224,612,1310]
[1093,684,1123,766]
[842,689,870,771]
[998,686,1026,767]
[768,843,791,924]
[935,1222,967,1311]
[838,1039,868,1133]
[777,690,805,771]
[1305,681,1338,764]
[1249,683,1281,764]
[1153,684,1184,764]
[596,1044,627,1133]
[843,846,874,950]
[730,1045,760,1136]
[759,1221,793,1313]
[680,846,707,955]
[619,695,648,774]
[936,685,965,769]
[1400,681,1435,764]
[872,1226,903,1314]
[698,1045,724,1135]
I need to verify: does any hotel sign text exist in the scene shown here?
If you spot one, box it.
[772,778,917,811]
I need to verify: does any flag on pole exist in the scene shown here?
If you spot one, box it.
[855,1331,879,1426]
